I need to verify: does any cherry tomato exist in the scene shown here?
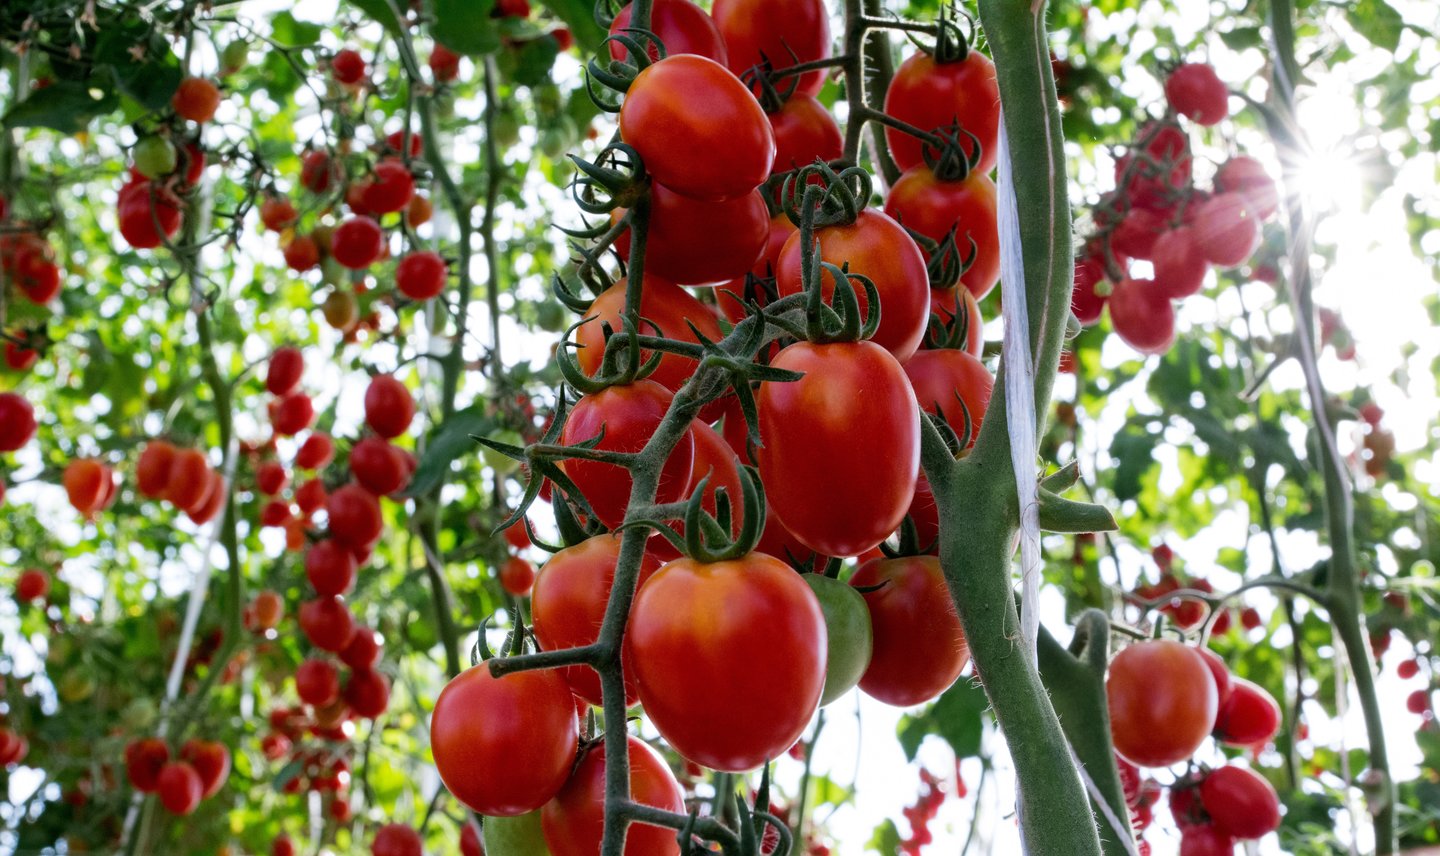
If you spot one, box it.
[558,380,695,529]
[1071,255,1108,326]
[0,393,35,452]
[769,95,843,174]
[652,421,743,562]
[431,662,578,816]
[615,184,769,285]
[365,374,415,439]
[619,55,774,201]
[805,573,873,705]
[328,485,383,548]
[850,556,967,706]
[542,735,685,856]
[1179,824,1235,856]
[296,659,340,706]
[125,738,170,792]
[1214,156,1278,220]
[331,217,385,269]
[362,160,415,215]
[1106,640,1218,767]
[15,569,49,602]
[884,50,1000,175]
[296,433,335,470]
[499,556,536,596]
[773,209,931,362]
[903,348,993,445]
[1115,122,1191,213]
[1151,225,1209,298]
[1196,648,1232,706]
[172,77,221,123]
[1111,207,1164,260]
[712,0,830,97]
[345,668,391,719]
[118,179,183,249]
[136,442,179,500]
[1189,192,1260,269]
[575,276,723,398]
[396,251,448,301]
[905,474,940,553]
[1107,278,1175,355]
[484,811,550,856]
[298,596,357,652]
[716,213,797,323]
[1200,765,1280,839]
[372,824,423,856]
[1212,677,1280,746]
[157,762,203,815]
[331,49,366,84]
[884,165,1000,299]
[1165,63,1230,126]
[757,341,919,557]
[531,534,662,706]
[630,552,826,771]
[610,0,727,63]
[306,540,357,596]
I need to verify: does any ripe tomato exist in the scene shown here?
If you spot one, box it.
[1200,765,1280,839]
[118,179,183,249]
[331,49,366,84]
[296,658,340,706]
[615,183,769,286]
[574,276,722,397]
[1107,278,1175,355]
[712,0,830,97]
[651,421,742,562]
[252,590,284,630]
[531,533,662,706]
[1106,640,1218,767]
[372,823,423,856]
[260,196,297,232]
[298,596,356,652]
[1214,156,1278,220]
[340,627,382,670]
[558,380,694,529]
[1111,207,1163,260]
[484,811,549,856]
[1151,225,1209,298]
[0,392,35,451]
[362,160,416,214]
[331,217,385,269]
[270,391,315,436]
[65,459,116,517]
[431,662,578,815]
[283,235,319,271]
[904,474,940,553]
[1179,825,1235,856]
[344,668,391,719]
[716,213,797,323]
[180,739,231,799]
[620,55,774,201]
[396,251,448,301]
[256,461,288,496]
[1189,193,1260,268]
[296,433,335,469]
[903,348,993,444]
[267,346,305,396]
[301,151,338,193]
[172,77,221,123]
[430,44,461,82]
[306,540,358,596]
[328,485,383,548]
[805,573,873,705]
[884,50,1000,175]
[350,437,409,496]
[757,341,919,557]
[631,552,826,771]
[610,0,726,63]
[126,738,170,792]
[773,209,931,362]
[542,735,685,856]
[16,569,49,602]
[1071,254,1109,326]
[850,556,967,706]
[499,556,536,596]
[884,165,1000,299]
[4,341,38,371]
[1212,677,1280,746]
[157,762,204,815]
[769,95,843,174]
[365,374,415,439]
[1115,122,1191,212]
[1195,648,1232,705]
[1165,63,1230,126]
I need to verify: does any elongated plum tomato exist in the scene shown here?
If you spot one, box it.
[1165,62,1230,126]
[1071,254,1109,326]
[1200,765,1281,839]
[1189,192,1260,268]
[716,213,797,323]
[1214,156,1278,220]
[531,534,662,706]
[850,556,967,706]
[806,574,873,706]
[615,184,768,285]
[1151,226,1209,299]
[1107,278,1176,356]
[712,0,830,97]
[769,95,843,175]
[774,210,931,363]
[558,380,694,529]
[0,393,35,452]
[619,55,774,201]
[1106,640,1218,767]
[575,276,722,398]
[1212,677,1280,746]
[431,663,578,816]
[542,736,685,856]
[757,341,919,557]
[884,165,1000,299]
[609,0,726,63]
[884,50,1000,175]
[903,348,993,445]
[651,421,743,562]
[630,553,826,771]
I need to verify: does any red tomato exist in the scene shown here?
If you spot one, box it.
[716,213,797,323]
[574,276,723,397]
[331,217,385,269]
[1165,63,1230,126]
[430,662,578,815]
[499,556,536,596]
[1106,640,1218,767]
[1196,648,1232,706]
[327,485,383,548]
[1111,207,1164,260]
[773,210,930,362]
[306,540,358,596]
[1214,156,1278,220]
[331,49,366,85]
[157,762,204,815]
[65,459,115,517]
[903,348,993,445]
[260,197,297,232]
[926,286,984,357]
[172,77,221,123]
[1212,677,1280,746]
[1189,193,1260,268]
[298,596,357,652]
[850,556,967,706]
[396,251,448,301]
[301,151,338,193]
[365,374,415,439]
[345,668,391,719]
[884,165,1000,299]
[283,235,320,271]
[0,393,35,452]
[884,50,1000,175]
[180,739,231,799]
[341,627,382,670]
[905,474,940,553]
[542,735,684,856]
[610,0,727,63]
[1200,765,1280,839]
[1179,825,1235,856]
[118,179,183,249]
[616,184,769,286]
[15,569,49,602]
[1071,255,1108,326]
[296,433,335,469]
[270,391,315,436]
[1151,225,1209,298]
[1115,122,1191,212]
[757,341,919,557]
[349,437,409,496]
[558,380,694,529]
[135,441,177,498]
[769,95,843,174]
[630,552,826,771]
[256,461,288,495]
[712,0,830,97]
[296,658,340,706]
[362,160,415,215]
[531,534,662,706]
[651,421,743,562]
[372,823,423,856]
[430,44,461,82]
[125,738,170,792]
[619,55,774,201]
[1107,278,1175,355]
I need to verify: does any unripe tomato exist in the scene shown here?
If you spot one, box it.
[180,739,231,799]
[484,811,551,856]
[903,348,993,445]
[221,40,250,74]
[345,668,391,719]
[372,823,423,856]
[125,738,170,792]
[630,552,826,771]
[757,341,919,557]
[133,136,178,179]
[1214,156,1278,220]
[558,380,694,530]
[327,485,383,548]
[362,160,416,215]
[270,392,315,436]
[299,596,357,653]
[805,573,873,706]
[156,762,204,815]
[306,540,358,596]
[0,392,36,451]
[296,433,335,470]
[350,436,409,496]
[850,556,967,706]
[1107,640,1218,767]
[1200,765,1280,839]
[884,165,1000,299]
[1212,677,1280,746]
[542,736,685,856]
[531,534,663,706]
[16,569,50,602]
[774,209,931,362]
[1151,226,1209,298]
[396,251,448,301]
[365,374,415,439]
[1107,278,1175,355]
[431,662,579,816]
[885,50,1000,175]
[1190,193,1260,269]
[769,95,843,175]
[331,217,385,269]
[1165,63,1230,126]
[172,77,221,123]
[499,556,536,596]
[574,276,723,398]
[619,55,775,201]
[712,0,830,97]
[332,49,366,85]
[610,0,727,63]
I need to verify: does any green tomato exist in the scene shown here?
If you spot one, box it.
[133,136,178,179]
[538,118,574,161]
[483,811,551,856]
[534,83,563,116]
[59,670,96,703]
[121,697,159,731]
[534,299,566,333]
[221,40,250,74]
[493,109,522,149]
[482,430,523,475]
[806,573,873,706]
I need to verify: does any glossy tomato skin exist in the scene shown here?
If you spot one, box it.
[902,349,993,446]
[769,95,843,174]
[630,553,827,771]
[610,0,726,63]
[619,55,774,201]
[575,276,723,398]
[1200,765,1280,839]
[1107,640,1218,768]
[1179,825,1235,856]
[1107,278,1176,355]
[372,823,423,856]
[542,736,685,856]
[1151,226,1209,298]
[1189,192,1260,268]
[805,574,873,706]
[1165,63,1230,126]
[884,165,1000,299]
[757,341,919,557]
[530,533,662,706]
[712,0,830,97]
[558,381,694,529]
[1214,156,1278,220]
[884,51,1000,175]
[850,556,967,706]
[652,421,743,562]
[1212,677,1280,746]
[774,210,930,363]
[616,184,769,285]
[716,213,798,324]
[430,663,578,816]
[1071,255,1109,326]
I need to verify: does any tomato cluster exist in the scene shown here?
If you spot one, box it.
[133,440,225,524]
[123,736,231,816]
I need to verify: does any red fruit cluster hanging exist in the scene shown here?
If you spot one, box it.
[135,440,225,524]
[123,736,231,816]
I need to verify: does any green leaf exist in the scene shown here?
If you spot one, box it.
[346,0,406,36]
[1346,0,1404,51]
[434,0,502,56]
[270,10,324,47]
[540,0,608,53]
[2,82,118,133]
[513,36,560,87]
[404,406,496,498]
[94,20,183,110]
[1110,424,1158,503]
[896,679,989,760]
